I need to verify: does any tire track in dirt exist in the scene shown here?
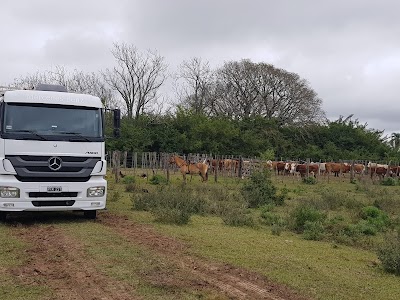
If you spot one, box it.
[9,224,140,300]
[98,212,310,300]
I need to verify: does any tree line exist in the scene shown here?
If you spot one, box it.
[7,42,399,161]
[105,111,399,162]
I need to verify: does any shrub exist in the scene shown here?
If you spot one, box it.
[125,183,136,192]
[271,223,285,236]
[302,177,317,185]
[303,221,325,240]
[132,186,206,225]
[260,211,279,225]
[290,204,326,233]
[377,232,400,276]
[241,170,285,208]
[222,208,254,227]
[381,177,397,186]
[108,190,121,202]
[121,175,135,184]
[355,220,378,236]
[319,188,348,210]
[149,174,168,185]
[202,185,248,217]
[153,208,190,225]
[360,206,391,231]
[373,195,400,215]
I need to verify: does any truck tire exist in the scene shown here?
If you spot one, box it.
[84,210,97,219]
[0,212,7,222]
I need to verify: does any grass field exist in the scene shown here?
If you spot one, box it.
[1,170,400,299]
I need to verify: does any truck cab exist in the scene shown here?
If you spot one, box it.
[0,85,107,221]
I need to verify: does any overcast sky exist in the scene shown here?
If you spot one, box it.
[1,0,399,136]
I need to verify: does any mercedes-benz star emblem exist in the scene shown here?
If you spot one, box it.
[48,157,62,171]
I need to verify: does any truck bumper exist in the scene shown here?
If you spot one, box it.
[0,175,107,212]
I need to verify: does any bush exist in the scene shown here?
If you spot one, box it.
[121,175,135,184]
[373,195,400,215]
[303,221,325,240]
[290,204,326,233]
[271,223,285,236]
[261,211,280,225]
[108,190,121,202]
[153,208,190,225]
[222,208,254,227]
[319,188,348,210]
[302,177,317,185]
[377,232,400,276]
[149,174,168,185]
[125,183,136,192]
[360,206,391,231]
[132,186,206,225]
[381,177,397,186]
[241,170,285,208]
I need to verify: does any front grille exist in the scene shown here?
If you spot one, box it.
[25,166,82,173]
[29,192,78,198]
[6,155,100,180]
[20,156,88,162]
[15,176,90,182]
[32,200,75,207]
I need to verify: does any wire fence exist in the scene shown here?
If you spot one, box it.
[106,151,400,183]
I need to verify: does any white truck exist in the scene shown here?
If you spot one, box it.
[0,84,108,221]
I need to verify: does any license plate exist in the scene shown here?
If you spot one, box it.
[47,186,62,192]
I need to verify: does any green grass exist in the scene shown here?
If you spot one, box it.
[155,215,400,300]
[60,221,219,299]
[0,225,50,300]
[107,171,400,300]
[2,170,400,300]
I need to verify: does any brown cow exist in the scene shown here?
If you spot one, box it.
[265,161,285,175]
[325,162,350,177]
[353,164,366,174]
[295,163,319,178]
[389,166,400,177]
[370,166,387,180]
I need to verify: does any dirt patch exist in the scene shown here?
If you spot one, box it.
[98,212,310,300]
[9,224,140,300]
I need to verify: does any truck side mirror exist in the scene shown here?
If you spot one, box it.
[113,109,121,138]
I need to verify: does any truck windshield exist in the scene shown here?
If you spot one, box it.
[2,103,103,140]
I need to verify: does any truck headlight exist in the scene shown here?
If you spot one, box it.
[0,187,20,198]
[87,186,105,197]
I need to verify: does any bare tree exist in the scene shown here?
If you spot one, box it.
[13,71,52,89]
[213,60,261,119]
[102,43,167,118]
[210,59,326,124]
[175,57,214,114]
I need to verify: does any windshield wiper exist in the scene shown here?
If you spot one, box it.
[58,132,91,142]
[8,130,47,141]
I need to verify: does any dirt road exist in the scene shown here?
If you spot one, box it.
[6,212,309,300]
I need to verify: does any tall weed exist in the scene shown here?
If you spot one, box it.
[377,231,400,276]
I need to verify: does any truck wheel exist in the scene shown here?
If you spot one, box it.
[84,210,97,219]
[0,212,7,222]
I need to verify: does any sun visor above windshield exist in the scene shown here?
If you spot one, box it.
[3,90,103,108]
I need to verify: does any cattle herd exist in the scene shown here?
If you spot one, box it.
[206,158,398,180]
[265,161,398,179]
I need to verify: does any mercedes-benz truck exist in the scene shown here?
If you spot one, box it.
[0,84,107,221]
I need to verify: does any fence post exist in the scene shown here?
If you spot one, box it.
[238,156,243,179]
[123,151,127,169]
[166,154,170,183]
[350,160,355,182]
[214,158,218,183]
[113,151,121,183]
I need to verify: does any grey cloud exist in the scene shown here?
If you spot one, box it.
[1,0,400,134]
